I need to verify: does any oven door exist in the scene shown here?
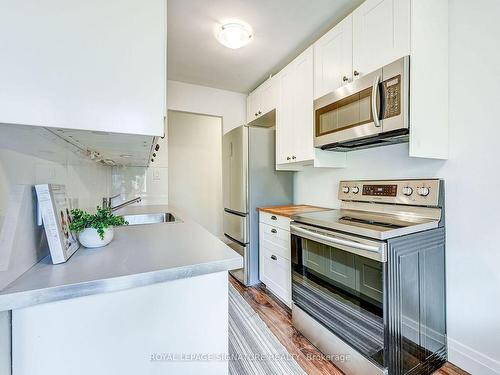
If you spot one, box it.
[290,222,387,368]
[314,56,409,148]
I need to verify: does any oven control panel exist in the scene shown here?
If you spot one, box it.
[338,179,441,206]
[362,184,398,197]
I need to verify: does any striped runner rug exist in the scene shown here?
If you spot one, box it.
[228,284,305,375]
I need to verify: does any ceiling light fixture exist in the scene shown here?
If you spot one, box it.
[216,22,253,49]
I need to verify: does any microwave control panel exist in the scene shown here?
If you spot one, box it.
[382,75,401,119]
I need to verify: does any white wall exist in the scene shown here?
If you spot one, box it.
[294,1,500,373]
[167,80,247,134]
[111,81,247,204]
[168,111,223,238]
[0,124,111,291]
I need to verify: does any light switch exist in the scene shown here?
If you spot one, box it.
[152,170,161,181]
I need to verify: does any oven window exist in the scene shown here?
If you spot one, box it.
[292,236,386,367]
[316,87,373,136]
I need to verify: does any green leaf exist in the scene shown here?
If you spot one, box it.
[69,207,128,240]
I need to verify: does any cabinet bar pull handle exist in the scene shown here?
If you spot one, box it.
[271,255,277,260]
[271,215,277,220]
[271,229,277,233]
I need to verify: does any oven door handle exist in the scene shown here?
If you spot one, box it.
[372,75,381,128]
[290,224,382,253]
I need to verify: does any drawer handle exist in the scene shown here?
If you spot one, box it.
[271,229,277,234]
[271,215,277,220]
[270,255,277,261]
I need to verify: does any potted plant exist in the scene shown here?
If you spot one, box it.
[69,207,128,248]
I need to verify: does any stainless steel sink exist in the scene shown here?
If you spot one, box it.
[121,212,181,226]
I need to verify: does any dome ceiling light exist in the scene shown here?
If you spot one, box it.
[216,22,253,49]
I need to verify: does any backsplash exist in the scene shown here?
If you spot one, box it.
[111,166,168,206]
[111,127,168,206]
[0,124,111,290]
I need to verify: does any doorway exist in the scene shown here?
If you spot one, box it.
[167,111,223,238]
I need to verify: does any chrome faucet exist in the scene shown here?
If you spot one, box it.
[102,194,142,212]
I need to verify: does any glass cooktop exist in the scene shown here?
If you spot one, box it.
[292,209,440,240]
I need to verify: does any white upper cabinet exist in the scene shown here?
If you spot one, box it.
[352,0,410,79]
[314,15,353,99]
[246,76,279,126]
[293,50,315,162]
[0,0,167,137]
[276,48,346,170]
[276,67,295,165]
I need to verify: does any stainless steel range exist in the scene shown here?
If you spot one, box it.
[290,179,446,375]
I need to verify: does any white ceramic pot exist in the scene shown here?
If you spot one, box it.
[78,227,114,248]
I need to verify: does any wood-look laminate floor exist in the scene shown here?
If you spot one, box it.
[229,275,469,375]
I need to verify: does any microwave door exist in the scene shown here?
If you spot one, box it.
[314,67,383,147]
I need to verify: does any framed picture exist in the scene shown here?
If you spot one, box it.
[35,184,79,264]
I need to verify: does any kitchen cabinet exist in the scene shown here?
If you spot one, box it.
[312,0,448,159]
[314,15,353,100]
[259,212,292,306]
[0,0,167,138]
[352,0,411,80]
[246,76,279,127]
[276,48,346,170]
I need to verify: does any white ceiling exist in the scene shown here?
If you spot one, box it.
[167,0,364,93]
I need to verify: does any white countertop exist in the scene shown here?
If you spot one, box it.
[0,205,242,311]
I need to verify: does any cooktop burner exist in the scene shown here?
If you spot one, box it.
[339,216,404,229]
[292,208,441,240]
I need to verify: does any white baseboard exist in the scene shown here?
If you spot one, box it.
[448,338,500,375]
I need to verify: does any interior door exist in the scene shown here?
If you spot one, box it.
[353,0,410,78]
[222,126,247,214]
[314,15,353,99]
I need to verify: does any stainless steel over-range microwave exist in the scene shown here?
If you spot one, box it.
[314,56,410,151]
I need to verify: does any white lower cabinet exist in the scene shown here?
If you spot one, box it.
[259,213,292,307]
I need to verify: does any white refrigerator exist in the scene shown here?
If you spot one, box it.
[222,125,293,286]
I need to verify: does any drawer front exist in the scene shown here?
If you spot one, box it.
[259,212,290,230]
[260,247,291,304]
[259,223,291,260]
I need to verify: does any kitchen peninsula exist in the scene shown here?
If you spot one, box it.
[0,205,242,375]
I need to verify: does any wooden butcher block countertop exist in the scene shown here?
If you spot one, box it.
[257,204,329,218]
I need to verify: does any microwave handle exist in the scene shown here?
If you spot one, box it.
[372,75,381,127]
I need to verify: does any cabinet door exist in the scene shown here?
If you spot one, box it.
[324,247,357,290]
[353,0,410,78]
[292,47,315,163]
[314,15,353,99]
[0,0,166,137]
[246,91,259,123]
[259,77,279,115]
[276,67,295,164]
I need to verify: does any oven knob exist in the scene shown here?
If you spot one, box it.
[342,186,350,194]
[351,186,359,194]
[417,187,430,197]
[402,187,413,196]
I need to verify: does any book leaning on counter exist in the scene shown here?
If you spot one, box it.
[35,184,79,264]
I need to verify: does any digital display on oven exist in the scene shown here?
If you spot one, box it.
[362,184,398,197]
